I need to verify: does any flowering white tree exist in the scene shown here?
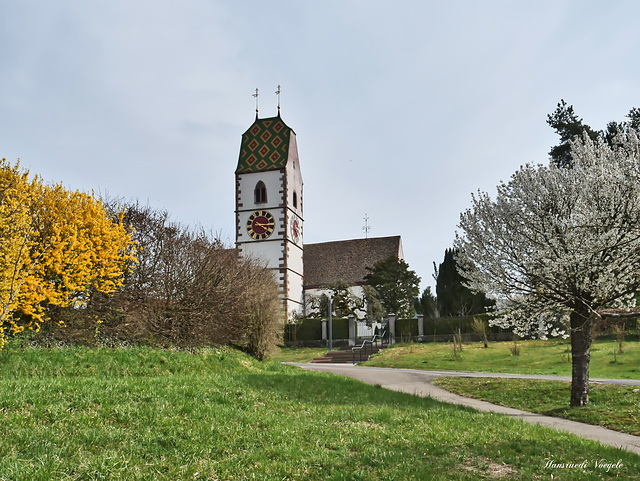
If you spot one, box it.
[455,132,640,407]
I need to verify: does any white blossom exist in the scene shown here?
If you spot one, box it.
[455,131,640,337]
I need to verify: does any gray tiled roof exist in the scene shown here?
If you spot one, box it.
[303,236,403,288]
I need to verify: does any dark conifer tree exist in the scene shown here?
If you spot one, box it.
[548,101,640,167]
[414,286,437,318]
[434,248,491,317]
[547,99,599,168]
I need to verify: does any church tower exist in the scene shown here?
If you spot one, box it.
[235,98,304,320]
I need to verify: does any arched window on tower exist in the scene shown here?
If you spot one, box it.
[293,191,298,209]
[254,181,267,204]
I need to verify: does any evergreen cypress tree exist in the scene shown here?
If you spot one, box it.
[434,248,491,317]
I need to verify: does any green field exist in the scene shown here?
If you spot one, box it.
[364,339,640,379]
[0,346,638,480]
[270,346,327,363]
[434,377,640,436]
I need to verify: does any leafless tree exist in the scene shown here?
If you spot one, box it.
[48,199,283,358]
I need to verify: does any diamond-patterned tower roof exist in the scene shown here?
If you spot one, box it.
[236,115,294,174]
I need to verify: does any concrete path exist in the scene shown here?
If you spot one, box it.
[288,363,640,456]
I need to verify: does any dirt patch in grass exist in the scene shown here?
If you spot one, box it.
[461,456,518,478]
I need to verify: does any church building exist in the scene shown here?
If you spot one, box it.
[235,95,403,320]
[302,236,404,317]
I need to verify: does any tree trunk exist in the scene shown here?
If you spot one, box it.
[569,309,593,407]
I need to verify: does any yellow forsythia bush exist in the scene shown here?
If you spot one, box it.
[0,159,136,347]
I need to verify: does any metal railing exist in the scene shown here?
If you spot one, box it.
[351,331,387,364]
[376,330,388,348]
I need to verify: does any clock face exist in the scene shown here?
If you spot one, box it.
[246,210,275,240]
[290,215,302,244]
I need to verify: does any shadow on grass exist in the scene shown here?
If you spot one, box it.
[243,368,471,413]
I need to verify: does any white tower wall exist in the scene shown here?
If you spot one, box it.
[235,114,304,320]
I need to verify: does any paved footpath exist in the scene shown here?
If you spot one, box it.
[288,363,640,456]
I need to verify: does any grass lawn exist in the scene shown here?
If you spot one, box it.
[364,339,640,379]
[0,346,637,480]
[270,346,328,363]
[434,377,640,436]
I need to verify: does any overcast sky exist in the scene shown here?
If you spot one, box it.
[2,1,640,292]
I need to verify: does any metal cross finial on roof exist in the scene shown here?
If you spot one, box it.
[362,213,371,239]
[275,85,281,114]
[252,88,259,116]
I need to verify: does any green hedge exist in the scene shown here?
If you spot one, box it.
[394,314,506,337]
[424,314,506,335]
[396,318,418,337]
[284,318,349,342]
[284,314,509,342]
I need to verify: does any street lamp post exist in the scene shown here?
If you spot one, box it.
[328,296,333,352]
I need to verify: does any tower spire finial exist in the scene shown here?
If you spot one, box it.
[252,88,260,118]
[275,85,281,116]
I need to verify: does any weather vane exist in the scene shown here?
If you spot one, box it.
[275,85,281,113]
[252,88,259,116]
[362,213,371,239]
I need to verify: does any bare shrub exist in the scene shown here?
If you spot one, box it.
[509,336,520,356]
[471,316,489,348]
[241,266,283,360]
[44,199,283,358]
[613,324,625,354]
[454,329,463,352]
[451,336,460,359]
[451,329,463,359]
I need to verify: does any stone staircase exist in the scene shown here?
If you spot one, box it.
[310,344,384,364]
